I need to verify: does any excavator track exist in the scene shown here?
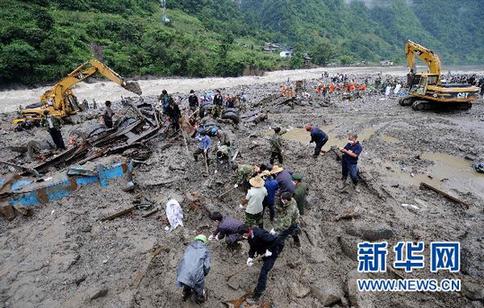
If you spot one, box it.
[399,96,415,106]
[411,100,434,111]
[411,100,473,111]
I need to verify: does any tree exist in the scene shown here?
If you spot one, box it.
[0,40,39,83]
[310,40,335,66]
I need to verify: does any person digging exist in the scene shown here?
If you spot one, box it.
[240,224,285,305]
[270,192,301,247]
[208,211,244,248]
[305,123,328,158]
[240,176,267,229]
[176,234,211,304]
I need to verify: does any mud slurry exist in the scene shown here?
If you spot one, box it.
[1,79,483,308]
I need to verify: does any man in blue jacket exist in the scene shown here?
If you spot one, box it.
[340,133,363,192]
[193,134,212,163]
[176,235,211,303]
[305,124,329,158]
[261,171,278,222]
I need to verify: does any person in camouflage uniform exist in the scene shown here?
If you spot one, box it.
[269,127,284,165]
[271,192,300,247]
[234,163,259,191]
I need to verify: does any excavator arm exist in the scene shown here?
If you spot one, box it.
[405,40,441,76]
[14,59,142,126]
[42,59,142,111]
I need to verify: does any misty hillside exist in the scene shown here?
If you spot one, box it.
[1,0,483,85]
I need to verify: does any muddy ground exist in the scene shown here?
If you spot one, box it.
[0,76,483,308]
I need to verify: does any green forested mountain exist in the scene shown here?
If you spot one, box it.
[0,0,482,86]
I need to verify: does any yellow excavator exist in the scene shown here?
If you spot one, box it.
[399,40,479,111]
[13,59,142,126]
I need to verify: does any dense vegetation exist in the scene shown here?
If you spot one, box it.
[0,0,483,86]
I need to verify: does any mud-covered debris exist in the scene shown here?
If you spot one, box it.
[462,278,484,301]
[345,269,374,307]
[291,282,310,298]
[90,287,109,300]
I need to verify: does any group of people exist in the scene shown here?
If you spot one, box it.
[176,119,364,304]
[176,162,308,304]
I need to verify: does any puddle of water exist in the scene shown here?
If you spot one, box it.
[280,126,375,151]
[386,152,484,200]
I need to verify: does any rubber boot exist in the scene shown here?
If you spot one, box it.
[353,183,360,193]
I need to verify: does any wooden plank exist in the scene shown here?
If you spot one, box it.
[100,205,136,221]
[419,182,469,209]
[132,246,163,289]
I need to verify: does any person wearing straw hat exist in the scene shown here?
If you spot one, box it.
[176,234,211,304]
[240,176,267,228]
[270,165,295,195]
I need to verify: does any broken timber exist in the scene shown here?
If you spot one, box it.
[100,205,136,221]
[0,161,133,207]
[419,182,469,209]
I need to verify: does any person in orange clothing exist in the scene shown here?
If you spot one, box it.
[347,82,355,92]
[329,82,335,94]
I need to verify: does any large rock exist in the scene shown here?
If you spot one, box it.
[90,287,108,301]
[310,279,344,306]
[309,247,330,264]
[345,222,394,241]
[337,235,359,261]
[346,269,374,307]
[462,278,484,301]
[292,282,311,298]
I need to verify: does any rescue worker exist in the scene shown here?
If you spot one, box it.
[269,127,284,165]
[305,124,328,158]
[340,133,363,192]
[40,110,66,150]
[270,165,295,195]
[102,100,114,128]
[261,170,278,222]
[166,99,181,131]
[188,90,199,112]
[160,90,173,115]
[193,134,212,163]
[216,129,231,146]
[270,192,300,247]
[241,225,284,305]
[208,212,244,247]
[176,234,211,304]
[233,163,259,191]
[240,176,267,228]
[213,89,223,118]
[292,174,308,215]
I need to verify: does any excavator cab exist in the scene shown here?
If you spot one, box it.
[400,40,479,111]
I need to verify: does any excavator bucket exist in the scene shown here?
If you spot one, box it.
[123,81,142,96]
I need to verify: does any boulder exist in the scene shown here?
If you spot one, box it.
[310,279,344,306]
